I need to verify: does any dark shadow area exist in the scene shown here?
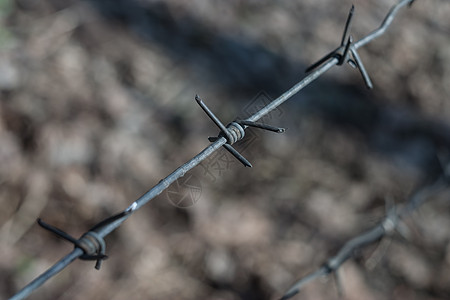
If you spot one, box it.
[85,0,449,178]
[86,0,300,95]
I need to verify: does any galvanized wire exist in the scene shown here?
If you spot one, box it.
[9,1,417,299]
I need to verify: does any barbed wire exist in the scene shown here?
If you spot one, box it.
[280,170,449,300]
[9,1,418,299]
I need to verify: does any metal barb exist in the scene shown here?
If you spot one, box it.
[37,219,79,245]
[306,5,375,89]
[341,5,355,47]
[196,94,234,143]
[37,219,107,270]
[305,2,376,89]
[195,96,251,167]
[350,48,373,89]
[237,120,285,133]
[223,144,252,167]
[306,4,355,72]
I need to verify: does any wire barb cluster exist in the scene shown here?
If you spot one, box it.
[305,4,373,88]
[280,171,449,300]
[9,1,422,299]
[197,94,285,168]
[37,219,107,270]
[36,205,136,271]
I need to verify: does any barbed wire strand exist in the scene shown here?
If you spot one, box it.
[280,173,449,300]
[9,1,416,299]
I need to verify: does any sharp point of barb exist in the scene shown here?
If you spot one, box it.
[224,144,252,167]
[341,3,355,46]
[408,0,416,7]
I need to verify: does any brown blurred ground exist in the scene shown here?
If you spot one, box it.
[1,0,450,299]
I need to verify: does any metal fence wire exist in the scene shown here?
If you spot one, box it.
[10,0,444,299]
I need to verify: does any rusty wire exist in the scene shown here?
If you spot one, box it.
[9,1,419,299]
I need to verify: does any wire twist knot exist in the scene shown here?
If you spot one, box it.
[305,4,374,89]
[196,94,285,168]
[223,121,245,145]
[37,219,108,270]
[78,231,107,270]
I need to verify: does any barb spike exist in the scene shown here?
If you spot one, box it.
[237,120,285,133]
[341,5,355,47]
[37,219,108,270]
[350,48,373,89]
[196,94,234,143]
[223,144,252,167]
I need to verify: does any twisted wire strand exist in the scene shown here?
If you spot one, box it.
[9,1,417,299]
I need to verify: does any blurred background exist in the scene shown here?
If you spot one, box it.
[1,0,450,299]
